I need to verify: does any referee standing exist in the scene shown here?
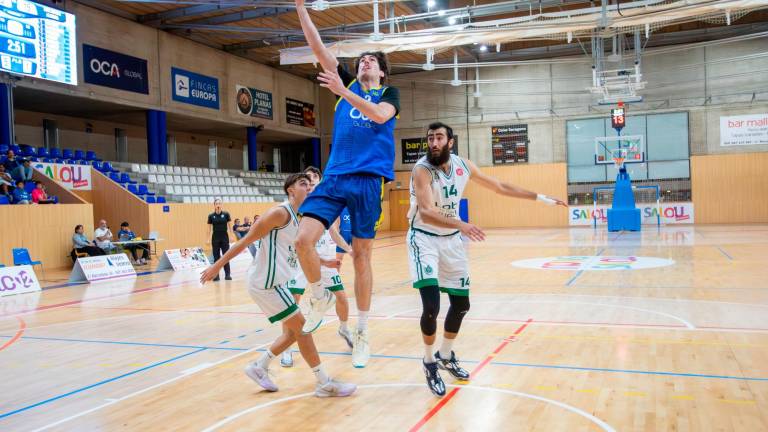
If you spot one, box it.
[207,198,232,281]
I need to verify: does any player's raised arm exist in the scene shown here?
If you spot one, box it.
[413,166,485,241]
[295,0,338,73]
[200,207,290,283]
[464,158,567,207]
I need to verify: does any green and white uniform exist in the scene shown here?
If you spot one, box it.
[287,229,344,295]
[407,154,471,296]
[246,202,301,323]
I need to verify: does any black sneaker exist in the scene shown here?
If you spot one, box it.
[225,275,232,281]
[435,350,470,380]
[213,276,220,282]
[423,361,446,397]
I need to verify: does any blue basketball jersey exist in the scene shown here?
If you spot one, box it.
[326,79,397,182]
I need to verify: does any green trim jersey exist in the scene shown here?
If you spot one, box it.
[407,154,471,236]
[247,202,300,290]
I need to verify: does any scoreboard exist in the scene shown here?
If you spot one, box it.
[0,0,76,85]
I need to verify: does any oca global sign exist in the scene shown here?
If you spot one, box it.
[83,44,149,94]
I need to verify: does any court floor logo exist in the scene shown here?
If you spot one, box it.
[512,256,674,271]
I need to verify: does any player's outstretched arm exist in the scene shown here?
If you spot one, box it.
[295,0,338,73]
[200,207,290,284]
[465,158,567,207]
[413,166,485,241]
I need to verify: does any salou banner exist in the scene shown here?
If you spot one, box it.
[720,114,768,146]
[69,254,137,283]
[0,265,41,298]
[157,247,210,271]
[569,202,694,226]
[33,162,92,190]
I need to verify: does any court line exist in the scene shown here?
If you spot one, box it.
[200,383,615,432]
[408,319,533,432]
[0,316,25,352]
[715,246,734,261]
[0,334,250,351]
[0,348,208,420]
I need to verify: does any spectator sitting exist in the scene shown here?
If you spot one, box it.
[94,219,117,253]
[258,161,267,172]
[239,216,256,257]
[71,224,106,262]
[11,158,33,182]
[2,149,19,172]
[11,180,30,204]
[232,218,242,239]
[0,165,13,197]
[118,221,150,265]
[31,181,57,204]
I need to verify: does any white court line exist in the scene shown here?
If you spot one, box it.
[200,383,616,432]
[29,341,270,432]
[470,300,696,329]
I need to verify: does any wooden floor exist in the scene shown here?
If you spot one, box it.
[2,225,768,431]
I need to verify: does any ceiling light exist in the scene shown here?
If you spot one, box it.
[448,16,457,25]
[479,45,488,52]
[427,0,436,8]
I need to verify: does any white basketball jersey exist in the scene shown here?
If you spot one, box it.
[315,230,337,260]
[407,154,471,235]
[248,202,300,289]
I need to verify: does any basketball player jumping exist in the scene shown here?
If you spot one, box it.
[408,122,567,396]
[294,0,400,368]
[200,173,356,398]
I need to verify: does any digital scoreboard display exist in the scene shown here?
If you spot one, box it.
[0,0,76,85]
[611,107,625,130]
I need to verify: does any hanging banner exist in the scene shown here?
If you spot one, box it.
[0,265,41,297]
[171,67,220,110]
[286,98,315,127]
[83,44,149,94]
[156,247,210,271]
[33,162,92,190]
[236,85,273,119]
[569,202,694,226]
[401,136,459,164]
[720,114,768,146]
[69,254,137,283]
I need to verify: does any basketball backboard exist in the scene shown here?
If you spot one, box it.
[594,135,644,168]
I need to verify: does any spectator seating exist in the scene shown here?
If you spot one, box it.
[0,196,9,205]
[12,247,44,277]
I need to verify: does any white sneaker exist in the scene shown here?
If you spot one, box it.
[338,328,353,349]
[302,290,335,334]
[280,350,293,368]
[351,329,370,368]
[244,363,278,392]
[315,379,357,398]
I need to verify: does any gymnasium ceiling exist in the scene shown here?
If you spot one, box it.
[72,0,768,79]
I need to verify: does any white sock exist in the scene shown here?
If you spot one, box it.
[339,321,348,332]
[312,363,330,384]
[257,349,276,369]
[357,311,369,331]
[424,344,436,363]
[439,338,455,358]
[309,280,325,300]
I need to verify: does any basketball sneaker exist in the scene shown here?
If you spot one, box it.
[244,363,278,392]
[280,350,293,368]
[302,290,336,334]
[351,328,370,368]
[435,350,470,380]
[338,327,354,349]
[315,379,357,398]
[423,361,446,397]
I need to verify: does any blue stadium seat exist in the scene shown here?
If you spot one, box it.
[20,146,35,157]
[53,158,63,163]
[0,155,5,164]
[12,248,43,277]
[43,158,54,163]
[48,148,61,158]
[0,144,8,154]
[0,196,9,205]
[24,182,36,193]
[28,157,38,162]
[91,161,102,170]
[109,172,123,183]
[120,173,136,185]
[102,162,116,173]
[74,150,85,160]
[10,145,20,154]
[36,147,49,158]
[85,150,100,161]
[62,149,74,159]
[156,196,166,203]
[145,196,156,203]
[127,184,139,194]
[79,160,89,165]
[137,184,154,196]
